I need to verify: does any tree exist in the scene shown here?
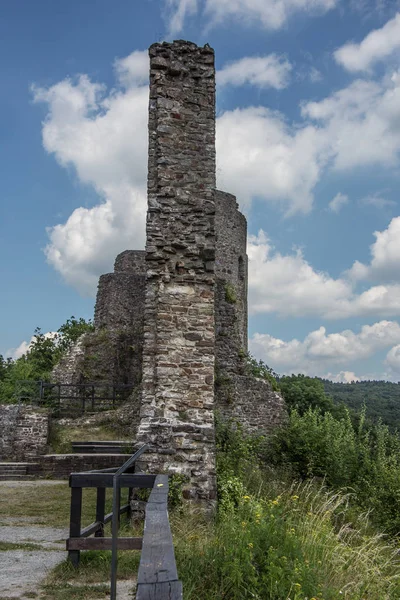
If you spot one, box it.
[0,316,94,404]
[279,374,335,414]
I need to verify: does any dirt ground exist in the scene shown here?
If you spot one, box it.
[0,480,135,600]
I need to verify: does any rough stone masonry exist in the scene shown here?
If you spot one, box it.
[53,40,287,502]
[136,41,218,500]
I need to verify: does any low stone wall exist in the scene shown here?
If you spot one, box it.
[0,405,20,460]
[37,453,131,479]
[0,405,49,461]
[216,375,287,434]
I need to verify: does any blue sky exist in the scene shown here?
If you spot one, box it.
[2,0,400,382]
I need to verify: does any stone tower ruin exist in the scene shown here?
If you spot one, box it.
[53,40,286,502]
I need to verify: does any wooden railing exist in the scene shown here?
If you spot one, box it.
[67,445,182,600]
[16,380,135,416]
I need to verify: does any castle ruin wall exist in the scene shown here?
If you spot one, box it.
[136,41,217,501]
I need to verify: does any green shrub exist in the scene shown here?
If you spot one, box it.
[173,474,400,600]
[224,283,237,304]
[271,406,400,534]
[0,316,94,404]
[244,353,280,391]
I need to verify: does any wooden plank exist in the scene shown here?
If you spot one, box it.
[80,520,102,538]
[95,487,106,538]
[78,503,130,538]
[68,486,82,566]
[136,581,183,600]
[137,475,179,585]
[103,502,129,525]
[70,473,156,488]
[67,537,143,551]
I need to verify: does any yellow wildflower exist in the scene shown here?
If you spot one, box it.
[248,542,253,549]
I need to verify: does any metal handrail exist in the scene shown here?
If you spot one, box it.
[110,444,149,600]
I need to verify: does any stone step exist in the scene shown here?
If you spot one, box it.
[0,463,39,479]
[0,474,36,481]
[0,467,26,474]
[0,463,26,469]
[71,441,133,454]
[72,440,132,446]
[0,462,34,467]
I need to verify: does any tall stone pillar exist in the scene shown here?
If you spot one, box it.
[136,41,217,501]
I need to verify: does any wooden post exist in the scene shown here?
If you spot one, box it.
[110,477,121,600]
[68,486,82,566]
[117,484,122,526]
[128,487,133,520]
[95,487,106,537]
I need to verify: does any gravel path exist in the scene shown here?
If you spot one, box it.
[0,480,136,599]
[1,550,65,599]
[0,480,68,598]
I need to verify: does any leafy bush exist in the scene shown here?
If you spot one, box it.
[271,406,400,534]
[244,353,280,391]
[224,283,237,304]
[279,374,336,414]
[0,316,94,404]
[172,419,400,599]
[175,484,400,600]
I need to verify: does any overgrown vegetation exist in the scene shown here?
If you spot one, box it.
[48,421,132,454]
[0,482,114,528]
[39,399,400,599]
[224,283,237,304]
[322,378,400,431]
[173,416,400,599]
[270,406,400,535]
[244,352,280,391]
[0,316,94,404]
[4,324,398,598]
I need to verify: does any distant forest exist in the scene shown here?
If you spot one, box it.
[322,379,400,431]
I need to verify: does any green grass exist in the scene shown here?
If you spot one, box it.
[41,582,110,599]
[37,473,400,600]
[171,477,400,600]
[0,482,129,528]
[0,541,45,551]
[47,549,141,585]
[48,422,133,454]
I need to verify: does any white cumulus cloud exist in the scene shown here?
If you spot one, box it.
[250,320,400,377]
[5,332,57,360]
[324,371,361,383]
[218,54,292,90]
[216,107,324,214]
[302,75,400,172]
[386,344,400,374]
[164,0,198,35]
[32,54,149,295]
[33,46,400,301]
[164,0,338,33]
[360,193,396,209]
[247,230,352,317]
[349,217,400,283]
[114,50,149,88]
[334,13,400,72]
[329,192,349,213]
[248,229,400,319]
